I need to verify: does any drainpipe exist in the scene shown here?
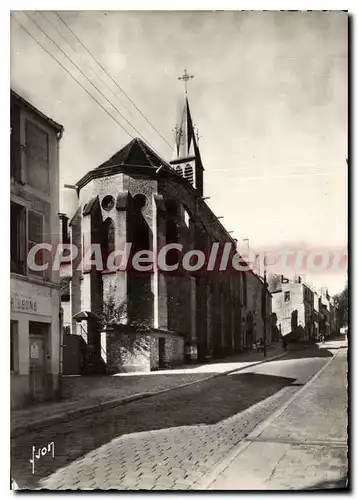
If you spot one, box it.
[59,306,64,384]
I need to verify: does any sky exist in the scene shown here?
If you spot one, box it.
[10,10,348,294]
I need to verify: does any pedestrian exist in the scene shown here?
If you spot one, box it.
[258,338,264,352]
[282,337,287,351]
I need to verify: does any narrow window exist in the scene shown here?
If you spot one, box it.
[25,119,50,194]
[102,218,115,270]
[10,102,21,182]
[10,201,26,275]
[28,210,44,277]
[284,291,290,302]
[184,163,194,184]
[175,165,183,177]
[165,200,180,267]
[165,219,180,267]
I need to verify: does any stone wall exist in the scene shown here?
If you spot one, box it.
[106,330,151,373]
[105,328,184,373]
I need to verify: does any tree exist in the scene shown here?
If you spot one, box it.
[333,282,348,328]
[99,284,151,368]
[267,273,282,293]
[99,284,127,331]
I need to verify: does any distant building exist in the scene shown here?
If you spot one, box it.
[10,90,63,408]
[269,275,314,341]
[319,287,338,338]
[313,290,320,340]
[269,275,339,342]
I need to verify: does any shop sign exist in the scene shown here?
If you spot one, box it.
[11,293,38,313]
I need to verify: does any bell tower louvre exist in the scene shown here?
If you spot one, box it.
[170,69,204,197]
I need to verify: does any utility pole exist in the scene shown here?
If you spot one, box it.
[263,262,267,357]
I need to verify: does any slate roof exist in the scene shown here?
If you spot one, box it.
[97,137,170,170]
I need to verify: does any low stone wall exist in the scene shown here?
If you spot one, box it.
[106,331,150,373]
[106,328,184,373]
[150,333,184,370]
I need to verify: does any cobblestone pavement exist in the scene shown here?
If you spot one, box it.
[11,347,334,490]
[208,347,348,491]
[11,344,284,433]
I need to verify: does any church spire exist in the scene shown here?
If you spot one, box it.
[170,70,204,196]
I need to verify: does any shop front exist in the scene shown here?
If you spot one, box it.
[10,277,61,409]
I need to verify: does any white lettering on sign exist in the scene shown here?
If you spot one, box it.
[11,293,37,313]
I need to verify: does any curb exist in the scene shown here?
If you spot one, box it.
[11,351,285,438]
[194,347,342,490]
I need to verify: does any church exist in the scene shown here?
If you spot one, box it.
[60,87,272,374]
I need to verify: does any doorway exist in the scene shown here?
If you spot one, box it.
[29,322,48,402]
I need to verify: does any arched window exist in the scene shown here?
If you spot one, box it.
[164,200,180,268]
[130,194,150,257]
[166,219,178,245]
[184,163,194,184]
[132,194,147,212]
[102,218,115,271]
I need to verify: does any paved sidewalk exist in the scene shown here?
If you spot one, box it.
[207,346,348,491]
[12,344,284,436]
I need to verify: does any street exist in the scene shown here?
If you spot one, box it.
[11,344,347,490]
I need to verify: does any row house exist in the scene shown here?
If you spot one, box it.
[10,90,63,408]
[269,275,338,341]
[319,288,339,338]
[269,275,314,341]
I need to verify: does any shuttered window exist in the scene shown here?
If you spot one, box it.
[10,201,26,275]
[28,210,44,276]
[10,103,22,182]
[25,119,50,194]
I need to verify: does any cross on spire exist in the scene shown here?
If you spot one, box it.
[178,69,194,94]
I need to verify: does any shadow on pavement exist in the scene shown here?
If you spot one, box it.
[274,343,334,361]
[11,371,296,489]
[305,475,348,491]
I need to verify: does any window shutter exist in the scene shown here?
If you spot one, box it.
[25,119,50,194]
[10,103,22,182]
[28,210,44,276]
[10,202,26,275]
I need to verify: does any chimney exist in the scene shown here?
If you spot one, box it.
[59,213,70,245]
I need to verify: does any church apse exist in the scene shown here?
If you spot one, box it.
[127,193,154,328]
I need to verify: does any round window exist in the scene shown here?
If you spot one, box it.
[101,195,115,211]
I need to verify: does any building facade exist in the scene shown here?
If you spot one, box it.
[61,96,271,373]
[10,90,63,408]
[269,275,338,342]
[269,275,314,341]
[313,290,320,340]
